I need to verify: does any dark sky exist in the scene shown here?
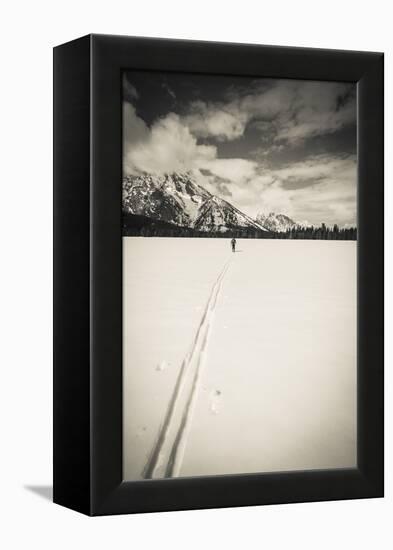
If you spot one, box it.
[123,70,357,226]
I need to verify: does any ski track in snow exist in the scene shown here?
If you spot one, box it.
[143,257,231,479]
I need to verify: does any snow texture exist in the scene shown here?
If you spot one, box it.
[123,238,357,480]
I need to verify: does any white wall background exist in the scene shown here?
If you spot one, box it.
[0,0,390,547]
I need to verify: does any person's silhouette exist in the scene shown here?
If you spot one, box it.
[231,238,236,252]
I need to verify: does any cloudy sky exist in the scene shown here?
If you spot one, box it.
[123,71,357,226]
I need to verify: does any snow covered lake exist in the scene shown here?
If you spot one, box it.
[123,237,357,480]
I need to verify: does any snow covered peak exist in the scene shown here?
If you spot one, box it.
[123,172,269,233]
[256,212,297,233]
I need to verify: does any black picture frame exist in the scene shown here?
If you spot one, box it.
[53,34,384,516]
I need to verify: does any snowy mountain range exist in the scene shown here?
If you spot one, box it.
[256,212,297,233]
[123,172,268,233]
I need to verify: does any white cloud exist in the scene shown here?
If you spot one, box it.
[271,154,356,183]
[180,80,356,146]
[123,106,216,175]
[274,82,356,144]
[200,158,258,183]
[183,101,248,141]
[248,154,357,226]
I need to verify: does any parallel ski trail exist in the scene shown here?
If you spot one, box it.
[143,257,231,479]
[165,262,229,477]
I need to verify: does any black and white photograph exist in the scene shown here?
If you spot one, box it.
[122,70,358,480]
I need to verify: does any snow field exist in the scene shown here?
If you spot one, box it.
[123,238,357,479]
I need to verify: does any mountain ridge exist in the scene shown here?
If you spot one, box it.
[256,212,297,233]
[123,172,268,233]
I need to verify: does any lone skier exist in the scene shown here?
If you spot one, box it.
[231,237,236,253]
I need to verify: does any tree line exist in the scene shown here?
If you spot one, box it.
[274,223,357,240]
[123,221,357,240]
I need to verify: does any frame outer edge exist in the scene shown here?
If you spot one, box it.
[53,35,92,515]
[357,53,384,496]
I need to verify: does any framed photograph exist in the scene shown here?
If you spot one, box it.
[54,34,384,515]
